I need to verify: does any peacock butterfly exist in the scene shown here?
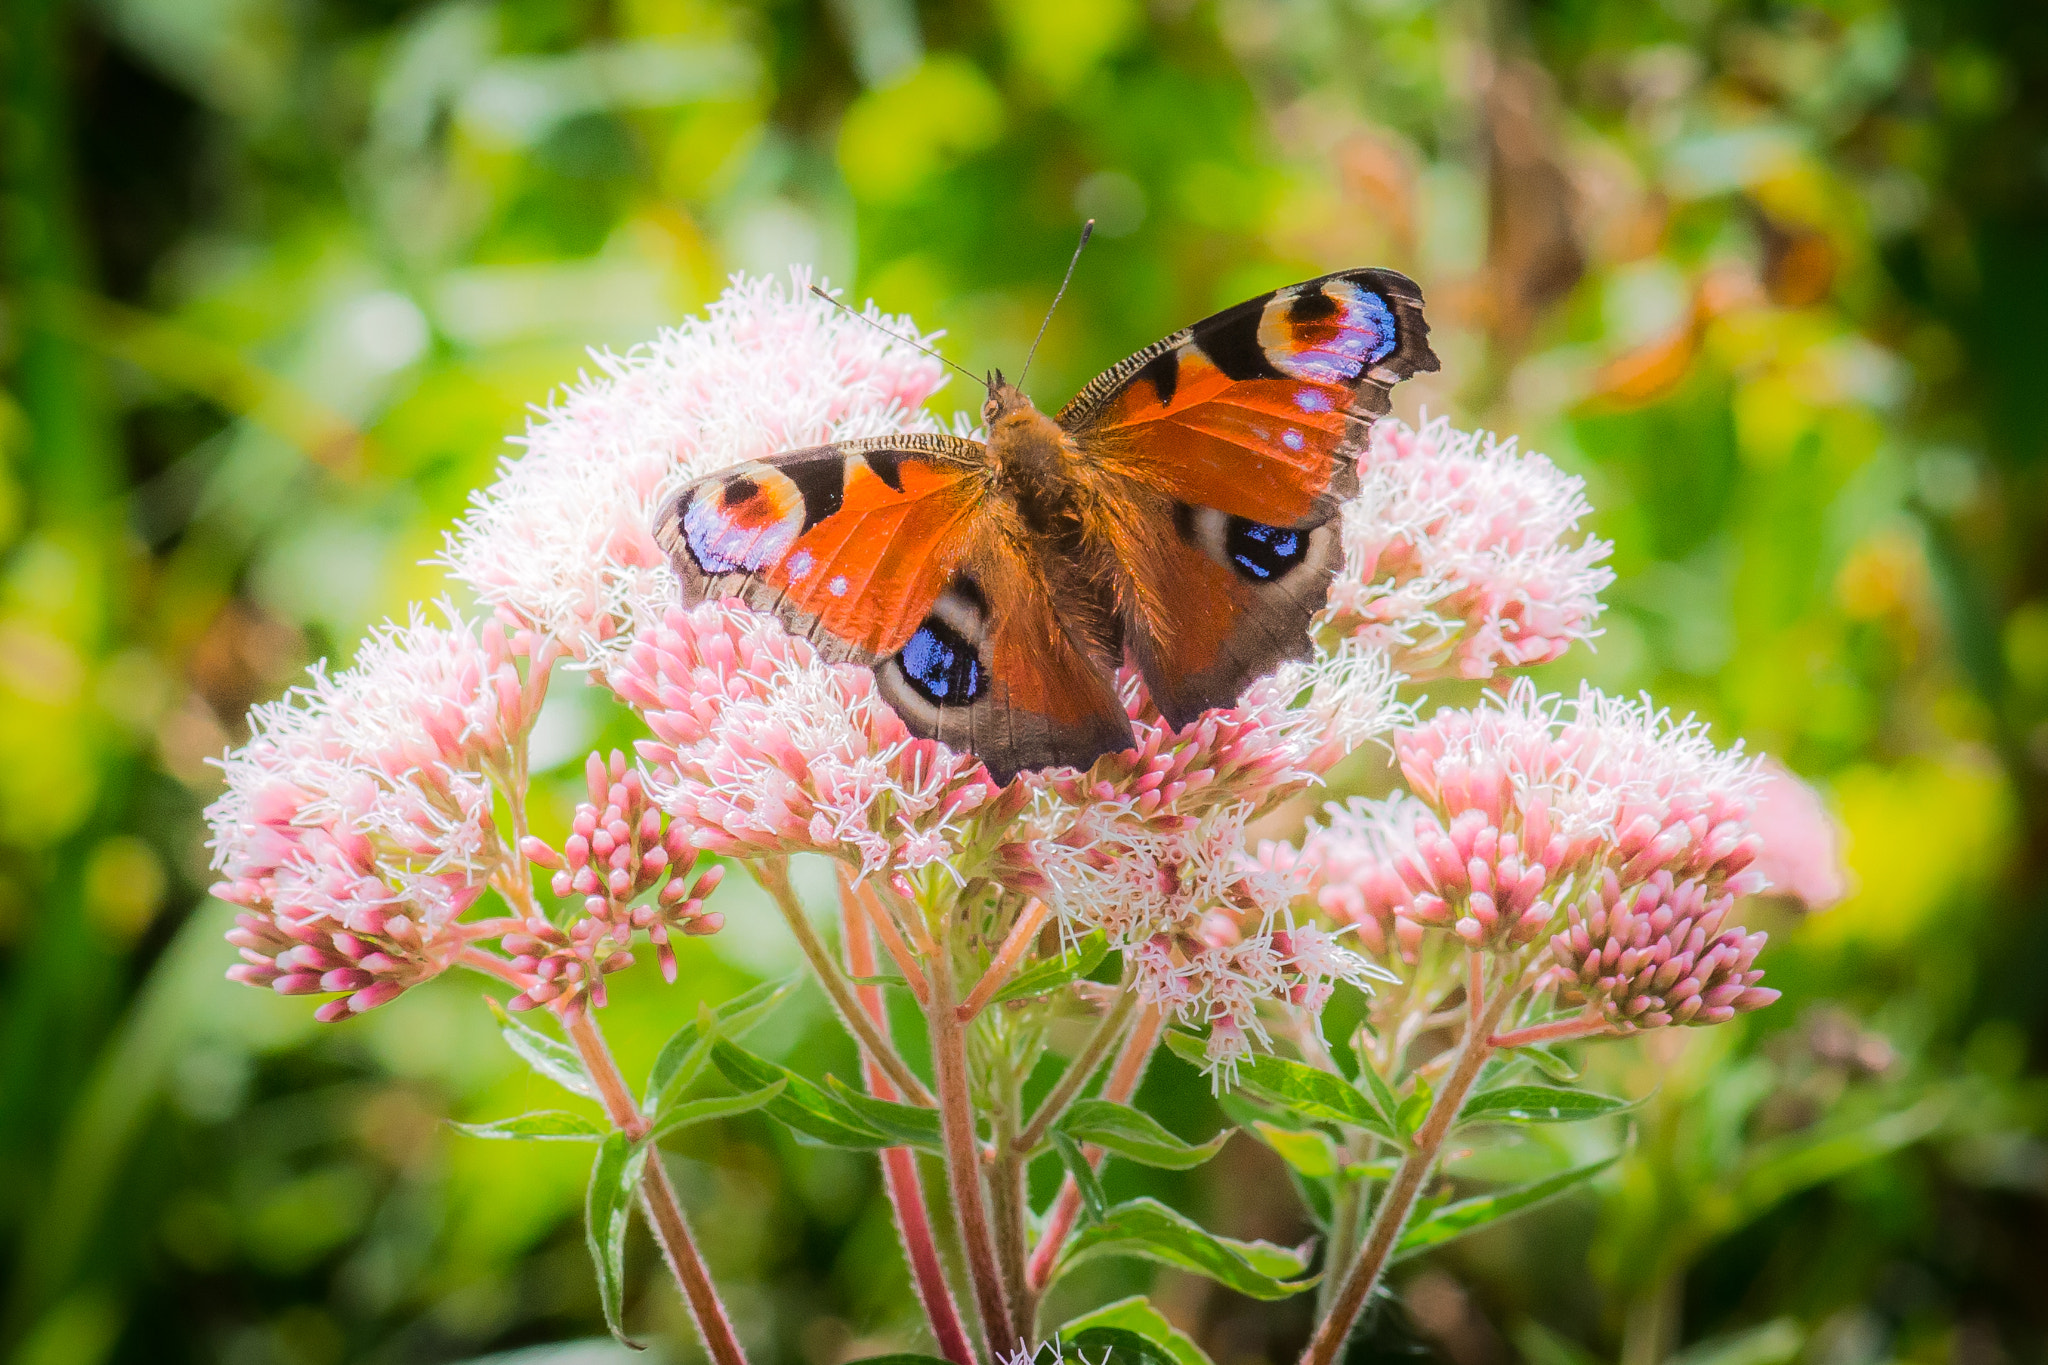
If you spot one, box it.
[655,250,1437,784]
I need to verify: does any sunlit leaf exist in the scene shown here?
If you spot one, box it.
[1459,1085,1637,1125]
[648,1081,787,1141]
[1250,1120,1340,1179]
[1164,1031,1391,1138]
[644,975,799,1112]
[586,1132,650,1347]
[824,1074,945,1150]
[710,1040,893,1148]
[1057,1197,1317,1300]
[452,1110,605,1142]
[1056,1100,1229,1169]
[1393,1157,1617,1260]
[1057,1296,1216,1365]
[991,931,1109,1005]
[488,997,597,1100]
[1397,1074,1433,1138]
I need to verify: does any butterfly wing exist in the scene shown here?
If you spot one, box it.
[1056,268,1437,727]
[655,435,1133,783]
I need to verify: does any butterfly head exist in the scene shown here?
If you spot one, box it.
[981,369,1038,429]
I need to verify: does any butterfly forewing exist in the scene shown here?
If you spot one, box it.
[655,435,1134,783]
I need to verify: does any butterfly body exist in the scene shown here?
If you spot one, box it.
[657,268,1439,783]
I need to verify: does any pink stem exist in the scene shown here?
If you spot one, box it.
[853,876,932,1007]
[1489,1009,1611,1050]
[929,948,1017,1354]
[564,1010,750,1365]
[458,946,533,991]
[1025,1005,1163,1293]
[957,898,1050,1022]
[838,871,977,1365]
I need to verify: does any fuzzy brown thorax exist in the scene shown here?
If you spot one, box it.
[982,381,1084,540]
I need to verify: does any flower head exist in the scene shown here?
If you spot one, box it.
[209,609,531,1019]
[1326,417,1613,680]
[441,271,949,664]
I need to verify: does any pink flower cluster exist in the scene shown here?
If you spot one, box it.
[510,752,725,1011]
[611,602,997,876]
[1326,417,1613,681]
[210,609,544,1020]
[1294,682,1780,1032]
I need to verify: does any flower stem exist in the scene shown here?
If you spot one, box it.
[1489,1009,1610,1049]
[756,856,935,1106]
[1297,960,1522,1365]
[1025,1004,1162,1295]
[928,939,1017,1355]
[851,876,933,1006]
[837,871,977,1365]
[1015,973,1139,1153]
[564,1009,749,1365]
[957,898,1050,1022]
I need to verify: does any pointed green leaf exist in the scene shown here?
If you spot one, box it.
[1356,1057,1404,1137]
[1393,1157,1617,1260]
[709,1040,893,1148]
[1164,1031,1392,1139]
[1056,1100,1229,1170]
[1250,1120,1340,1179]
[452,1110,605,1142]
[1283,1163,1333,1231]
[586,1131,650,1347]
[1397,1074,1433,1138]
[488,997,597,1100]
[1052,1327,1183,1365]
[991,931,1110,1005]
[1459,1085,1636,1126]
[1058,1295,1216,1365]
[824,1075,945,1150]
[1057,1197,1318,1300]
[649,1081,787,1141]
[1051,1130,1108,1224]
[645,975,798,1111]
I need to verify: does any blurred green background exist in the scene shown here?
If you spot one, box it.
[4,0,2047,1362]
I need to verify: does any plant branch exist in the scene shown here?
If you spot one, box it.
[1490,1009,1612,1050]
[837,871,976,1365]
[1015,972,1139,1153]
[852,874,932,1007]
[1025,1004,1163,1294]
[756,857,934,1105]
[1298,956,1523,1365]
[458,946,532,990]
[928,937,1017,1354]
[957,898,1050,1022]
[565,1010,749,1365]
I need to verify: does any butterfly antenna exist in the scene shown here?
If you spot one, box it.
[808,285,983,389]
[1017,218,1095,390]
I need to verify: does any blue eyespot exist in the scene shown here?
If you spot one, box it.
[898,619,988,707]
[1227,518,1306,581]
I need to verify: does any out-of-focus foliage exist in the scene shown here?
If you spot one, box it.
[1,0,2044,1363]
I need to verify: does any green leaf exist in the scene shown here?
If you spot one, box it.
[648,1081,787,1141]
[1250,1120,1340,1179]
[645,975,798,1111]
[709,1040,893,1148]
[1058,1295,1215,1365]
[1512,1319,1603,1365]
[1355,1056,1404,1137]
[1057,1197,1317,1300]
[1051,1130,1108,1224]
[1396,1074,1433,1139]
[1523,1044,1582,1084]
[1393,1157,1617,1260]
[1283,1163,1333,1231]
[1051,1327,1183,1365]
[1056,1100,1229,1169]
[586,1131,650,1347]
[451,1110,605,1142]
[1459,1085,1637,1125]
[824,1075,945,1150]
[488,997,597,1100]
[991,931,1109,1005]
[1164,1031,1392,1139]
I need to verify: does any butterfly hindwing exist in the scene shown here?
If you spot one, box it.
[1057,268,1436,728]
[655,436,1133,783]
